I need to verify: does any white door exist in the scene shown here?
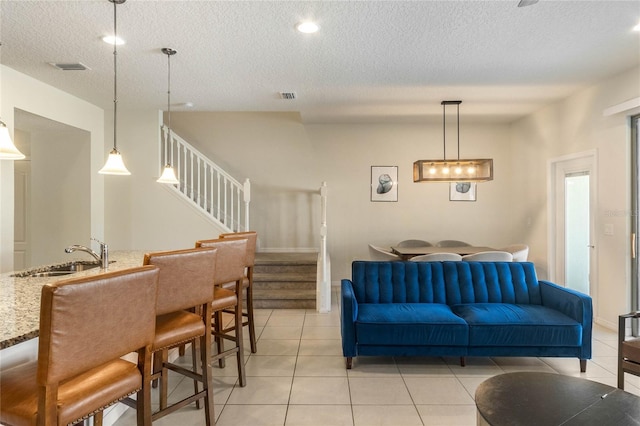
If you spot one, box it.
[550,152,597,298]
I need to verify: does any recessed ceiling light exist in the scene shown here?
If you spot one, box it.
[102,35,125,45]
[634,22,640,31]
[296,21,319,34]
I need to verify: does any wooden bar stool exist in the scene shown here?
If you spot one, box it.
[123,247,218,424]
[0,266,159,426]
[196,237,248,386]
[220,230,258,353]
[618,311,640,390]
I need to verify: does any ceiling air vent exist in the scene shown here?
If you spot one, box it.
[49,62,90,71]
[279,92,296,100]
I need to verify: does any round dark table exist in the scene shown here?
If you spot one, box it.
[475,372,640,426]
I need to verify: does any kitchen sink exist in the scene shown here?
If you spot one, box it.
[49,262,102,273]
[11,261,103,278]
[27,270,76,278]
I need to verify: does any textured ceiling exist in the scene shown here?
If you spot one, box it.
[1,0,639,123]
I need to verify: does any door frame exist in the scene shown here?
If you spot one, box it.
[631,114,639,335]
[548,150,598,302]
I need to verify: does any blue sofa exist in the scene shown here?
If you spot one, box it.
[341,261,592,371]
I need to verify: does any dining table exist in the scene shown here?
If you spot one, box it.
[390,245,497,260]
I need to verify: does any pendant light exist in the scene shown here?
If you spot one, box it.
[413,101,493,183]
[0,41,25,160]
[99,0,130,175]
[0,119,25,160]
[157,48,179,185]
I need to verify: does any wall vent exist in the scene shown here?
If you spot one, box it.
[49,62,90,71]
[279,92,296,100]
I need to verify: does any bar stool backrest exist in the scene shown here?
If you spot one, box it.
[37,265,159,386]
[143,247,217,316]
[220,231,257,269]
[195,238,247,285]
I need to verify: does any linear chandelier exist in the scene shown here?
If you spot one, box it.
[413,101,493,183]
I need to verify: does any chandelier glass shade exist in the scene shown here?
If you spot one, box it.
[413,100,493,183]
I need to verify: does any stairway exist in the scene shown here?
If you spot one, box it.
[253,252,318,309]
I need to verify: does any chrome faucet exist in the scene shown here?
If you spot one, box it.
[64,238,109,268]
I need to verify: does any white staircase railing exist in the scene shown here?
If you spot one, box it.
[160,125,250,232]
[316,181,331,313]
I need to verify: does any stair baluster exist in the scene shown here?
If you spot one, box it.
[159,125,250,232]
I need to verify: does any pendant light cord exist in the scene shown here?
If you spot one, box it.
[442,102,446,160]
[441,100,463,162]
[162,48,177,167]
[167,51,171,140]
[112,0,118,152]
[456,102,460,161]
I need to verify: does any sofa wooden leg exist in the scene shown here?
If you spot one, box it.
[580,359,587,373]
[346,357,353,369]
[460,357,466,367]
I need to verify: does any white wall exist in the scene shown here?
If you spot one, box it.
[511,66,640,329]
[0,65,104,273]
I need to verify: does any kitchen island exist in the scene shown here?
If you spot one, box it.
[0,250,148,349]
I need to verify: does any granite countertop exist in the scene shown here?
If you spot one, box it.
[0,251,148,349]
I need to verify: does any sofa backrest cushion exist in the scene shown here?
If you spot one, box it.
[351,261,541,305]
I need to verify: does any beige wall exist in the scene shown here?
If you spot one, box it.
[169,113,520,282]
[511,66,640,328]
[29,129,91,266]
[104,110,228,252]
[0,65,104,273]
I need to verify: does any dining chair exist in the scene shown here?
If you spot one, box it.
[134,247,218,424]
[409,253,462,261]
[0,266,159,426]
[195,237,249,387]
[618,311,640,390]
[220,230,258,353]
[397,239,432,248]
[368,244,401,261]
[462,251,514,262]
[501,244,529,261]
[436,240,471,247]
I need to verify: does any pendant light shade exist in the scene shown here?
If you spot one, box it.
[157,47,179,185]
[99,148,130,175]
[0,120,26,160]
[413,101,493,183]
[100,0,130,176]
[157,164,179,184]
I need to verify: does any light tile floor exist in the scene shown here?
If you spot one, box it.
[113,289,640,426]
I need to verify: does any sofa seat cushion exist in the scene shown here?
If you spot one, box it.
[356,303,468,346]
[451,303,582,347]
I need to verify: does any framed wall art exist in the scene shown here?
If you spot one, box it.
[450,182,476,201]
[371,166,398,202]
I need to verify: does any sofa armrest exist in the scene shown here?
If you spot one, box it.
[539,280,593,359]
[341,279,358,358]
